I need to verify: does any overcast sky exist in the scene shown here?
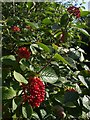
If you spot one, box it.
[80,0,90,10]
[56,0,90,10]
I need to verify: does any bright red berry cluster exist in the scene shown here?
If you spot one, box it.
[21,77,45,108]
[16,47,31,60]
[67,6,80,18]
[11,26,20,32]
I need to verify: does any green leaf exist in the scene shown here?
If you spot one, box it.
[40,109,47,119]
[2,55,20,71]
[26,2,33,9]
[79,70,90,77]
[12,99,18,111]
[74,27,90,37]
[32,112,40,120]
[64,57,76,68]
[25,19,39,29]
[64,91,79,103]
[12,96,22,111]
[54,32,61,38]
[40,67,58,84]
[22,102,33,118]
[13,71,28,84]
[78,28,90,37]
[54,53,72,67]
[60,13,69,26]
[30,44,39,55]
[42,18,52,25]
[82,95,90,110]
[52,43,58,51]
[2,55,16,61]
[80,10,90,17]
[3,87,16,100]
[37,42,50,53]
[78,75,89,88]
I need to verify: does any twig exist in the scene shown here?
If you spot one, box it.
[37,57,52,74]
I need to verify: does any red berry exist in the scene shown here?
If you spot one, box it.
[16,47,31,60]
[21,77,45,108]
[67,6,80,18]
[11,26,20,32]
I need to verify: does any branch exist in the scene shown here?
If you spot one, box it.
[37,57,52,74]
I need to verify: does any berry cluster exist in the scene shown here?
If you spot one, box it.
[16,47,31,60]
[11,26,20,32]
[21,77,45,108]
[67,6,80,18]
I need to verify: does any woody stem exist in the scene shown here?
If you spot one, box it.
[37,57,52,74]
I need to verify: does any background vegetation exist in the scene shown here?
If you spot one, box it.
[2,1,90,119]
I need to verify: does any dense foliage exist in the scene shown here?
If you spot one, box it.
[2,2,90,120]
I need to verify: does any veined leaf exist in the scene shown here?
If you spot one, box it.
[40,67,58,84]
[3,87,16,100]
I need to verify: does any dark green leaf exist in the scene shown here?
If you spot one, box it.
[78,28,90,37]
[60,13,69,26]
[64,91,79,103]
[12,96,22,111]
[64,57,76,68]
[73,27,90,37]
[22,102,33,118]
[3,87,16,100]
[79,70,90,77]
[2,55,20,71]
[13,71,28,84]
[52,24,60,30]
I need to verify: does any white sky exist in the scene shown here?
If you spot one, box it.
[80,0,90,10]
[56,0,90,10]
